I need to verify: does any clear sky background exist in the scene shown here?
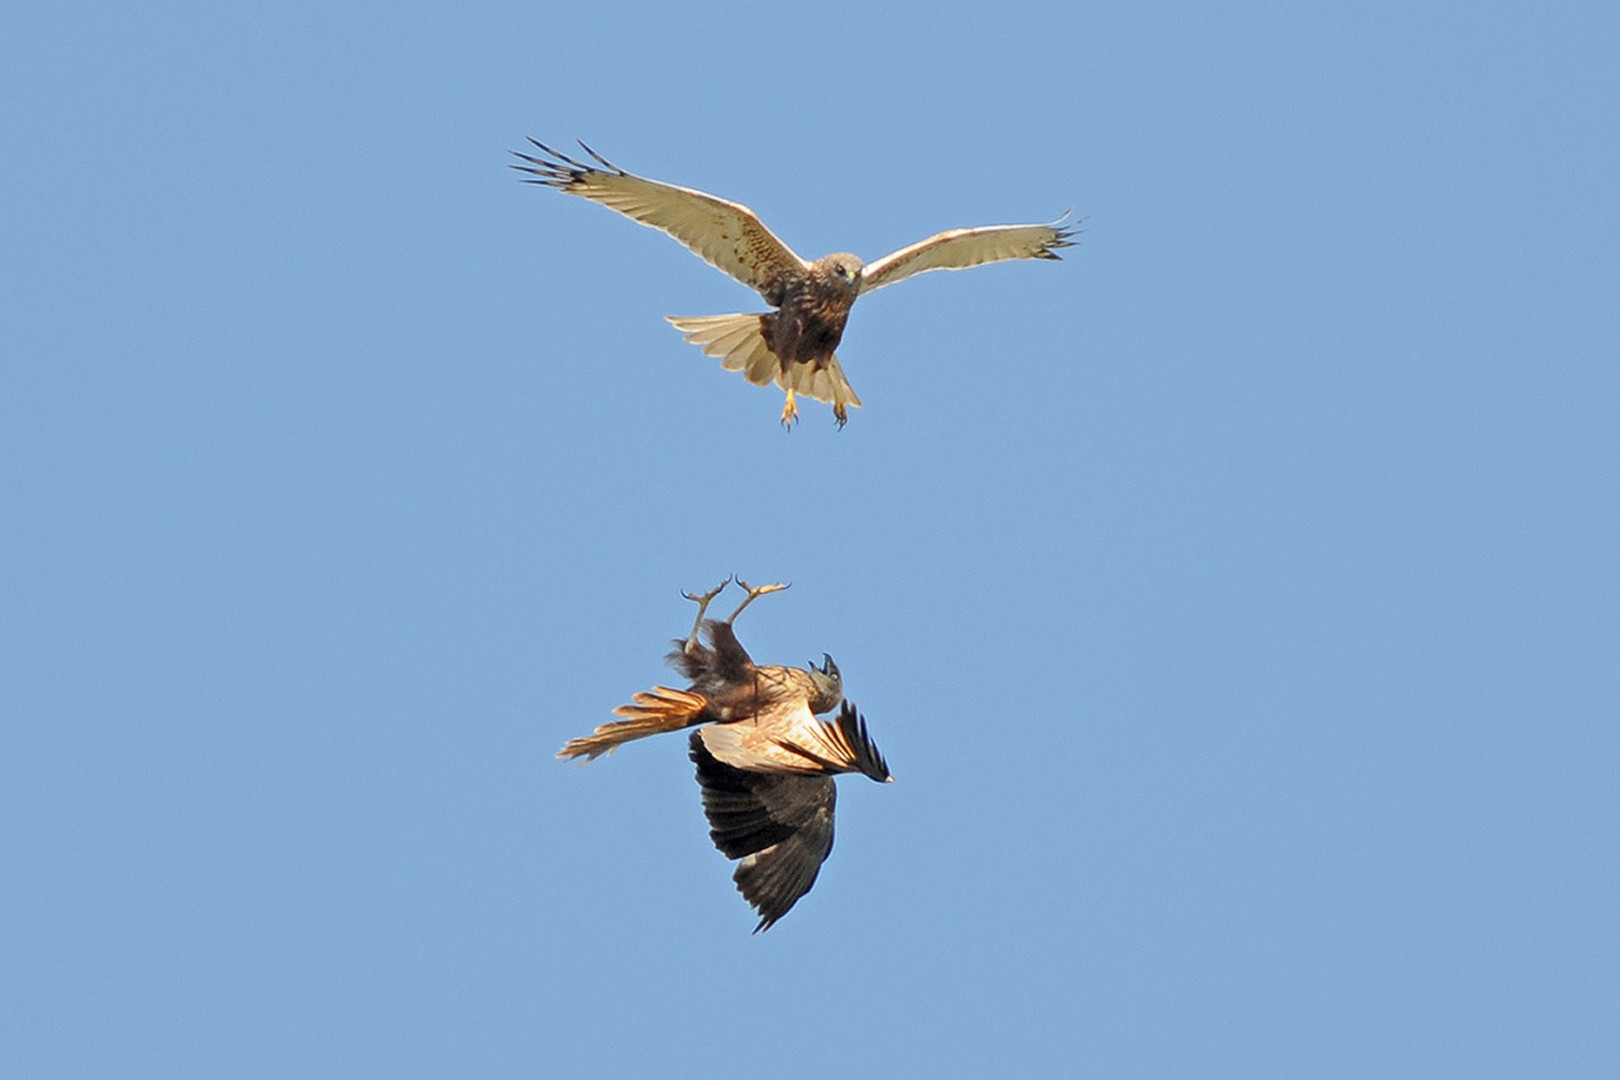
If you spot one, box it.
[4,3,1617,1077]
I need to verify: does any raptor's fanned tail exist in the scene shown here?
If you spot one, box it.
[667,314,779,386]
[666,315,862,419]
[557,686,710,762]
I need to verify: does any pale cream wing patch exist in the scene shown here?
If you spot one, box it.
[699,701,849,775]
[860,216,1077,293]
[513,141,810,297]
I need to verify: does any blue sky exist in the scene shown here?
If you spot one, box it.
[4,3,1617,1077]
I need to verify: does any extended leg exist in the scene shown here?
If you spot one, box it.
[680,578,731,653]
[726,579,789,624]
[780,389,798,429]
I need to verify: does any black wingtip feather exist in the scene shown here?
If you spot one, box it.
[836,701,892,782]
[575,139,626,175]
[510,138,616,190]
[1049,214,1088,250]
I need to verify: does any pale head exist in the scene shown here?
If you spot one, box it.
[812,252,866,295]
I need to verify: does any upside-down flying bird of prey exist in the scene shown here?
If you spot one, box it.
[558,579,892,931]
[512,139,1076,427]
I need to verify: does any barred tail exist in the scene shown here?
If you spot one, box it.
[557,686,710,762]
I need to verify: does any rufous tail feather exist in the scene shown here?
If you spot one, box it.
[557,686,709,762]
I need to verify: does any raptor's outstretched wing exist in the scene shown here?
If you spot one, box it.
[690,731,837,932]
[512,140,810,300]
[860,216,1077,293]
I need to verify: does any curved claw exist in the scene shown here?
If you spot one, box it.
[733,580,789,597]
[727,580,790,623]
[680,577,732,650]
[681,577,732,605]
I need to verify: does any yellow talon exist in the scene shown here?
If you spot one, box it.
[780,389,798,428]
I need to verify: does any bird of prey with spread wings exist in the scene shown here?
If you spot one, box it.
[558,579,892,931]
[512,139,1076,427]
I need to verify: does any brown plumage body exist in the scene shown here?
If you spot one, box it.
[760,254,862,380]
[556,580,891,930]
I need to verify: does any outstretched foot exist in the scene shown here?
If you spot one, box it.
[833,403,849,429]
[681,577,732,652]
[726,579,789,623]
[780,390,798,429]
